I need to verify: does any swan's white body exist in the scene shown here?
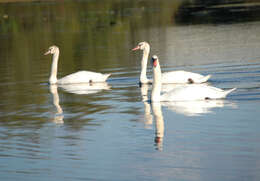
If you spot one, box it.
[57,71,110,85]
[151,55,236,102]
[161,71,211,84]
[45,46,110,84]
[160,84,236,101]
[132,42,211,84]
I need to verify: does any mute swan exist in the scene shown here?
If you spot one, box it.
[151,55,236,102]
[44,45,111,84]
[132,42,211,84]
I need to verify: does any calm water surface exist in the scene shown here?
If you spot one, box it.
[1,1,260,181]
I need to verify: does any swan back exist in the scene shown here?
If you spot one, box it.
[161,84,236,101]
[162,71,211,84]
[58,71,111,84]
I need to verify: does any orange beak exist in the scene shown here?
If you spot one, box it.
[153,59,157,67]
[44,50,51,55]
[132,46,140,51]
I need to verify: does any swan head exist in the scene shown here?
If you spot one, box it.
[44,45,59,55]
[151,55,159,68]
[132,42,150,51]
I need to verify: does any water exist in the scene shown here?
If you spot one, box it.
[1,0,260,180]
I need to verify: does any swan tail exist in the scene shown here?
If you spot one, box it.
[198,74,211,83]
[104,73,111,81]
[223,88,236,97]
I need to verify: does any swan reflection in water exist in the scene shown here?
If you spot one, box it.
[140,84,237,150]
[49,85,64,124]
[59,82,111,95]
[49,82,110,124]
[160,83,236,116]
[151,102,165,151]
[161,99,236,117]
[140,84,164,150]
[140,84,153,128]
[139,84,183,127]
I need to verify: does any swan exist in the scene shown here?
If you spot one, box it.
[132,42,211,84]
[151,55,236,102]
[44,45,111,84]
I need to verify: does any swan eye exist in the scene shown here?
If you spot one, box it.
[50,47,55,52]
[138,43,144,49]
[151,55,158,67]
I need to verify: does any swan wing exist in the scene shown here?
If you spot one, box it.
[161,84,235,101]
[162,70,211,83]
[58,71,110,84]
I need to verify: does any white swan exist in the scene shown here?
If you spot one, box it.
[132,42,211,84]
[44,45,111,84]
[151,55,236,102]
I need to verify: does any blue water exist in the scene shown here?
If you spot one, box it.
[1,58,260,180]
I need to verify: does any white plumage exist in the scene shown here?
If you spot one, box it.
[132,42,211,84]
[161,71,211,84]
[57,71,110,84]
[151,55,236,102]
[160,84,236,101]
[45,45,110,84]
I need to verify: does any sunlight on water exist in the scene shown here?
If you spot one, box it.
[0,0,260,181]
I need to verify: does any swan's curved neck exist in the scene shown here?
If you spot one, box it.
[49,50,59,84]
[151,63,161,102]
[140,47,150,83]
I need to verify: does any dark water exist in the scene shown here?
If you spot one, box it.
[1,0,260,181]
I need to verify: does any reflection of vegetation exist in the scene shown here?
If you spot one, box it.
[0,0,180,85]
[0,0,259,84]
[175,0,260,24]
[0,0,180,130]
[0,1,176,60]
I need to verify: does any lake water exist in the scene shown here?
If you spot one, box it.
[1,0,260,181]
